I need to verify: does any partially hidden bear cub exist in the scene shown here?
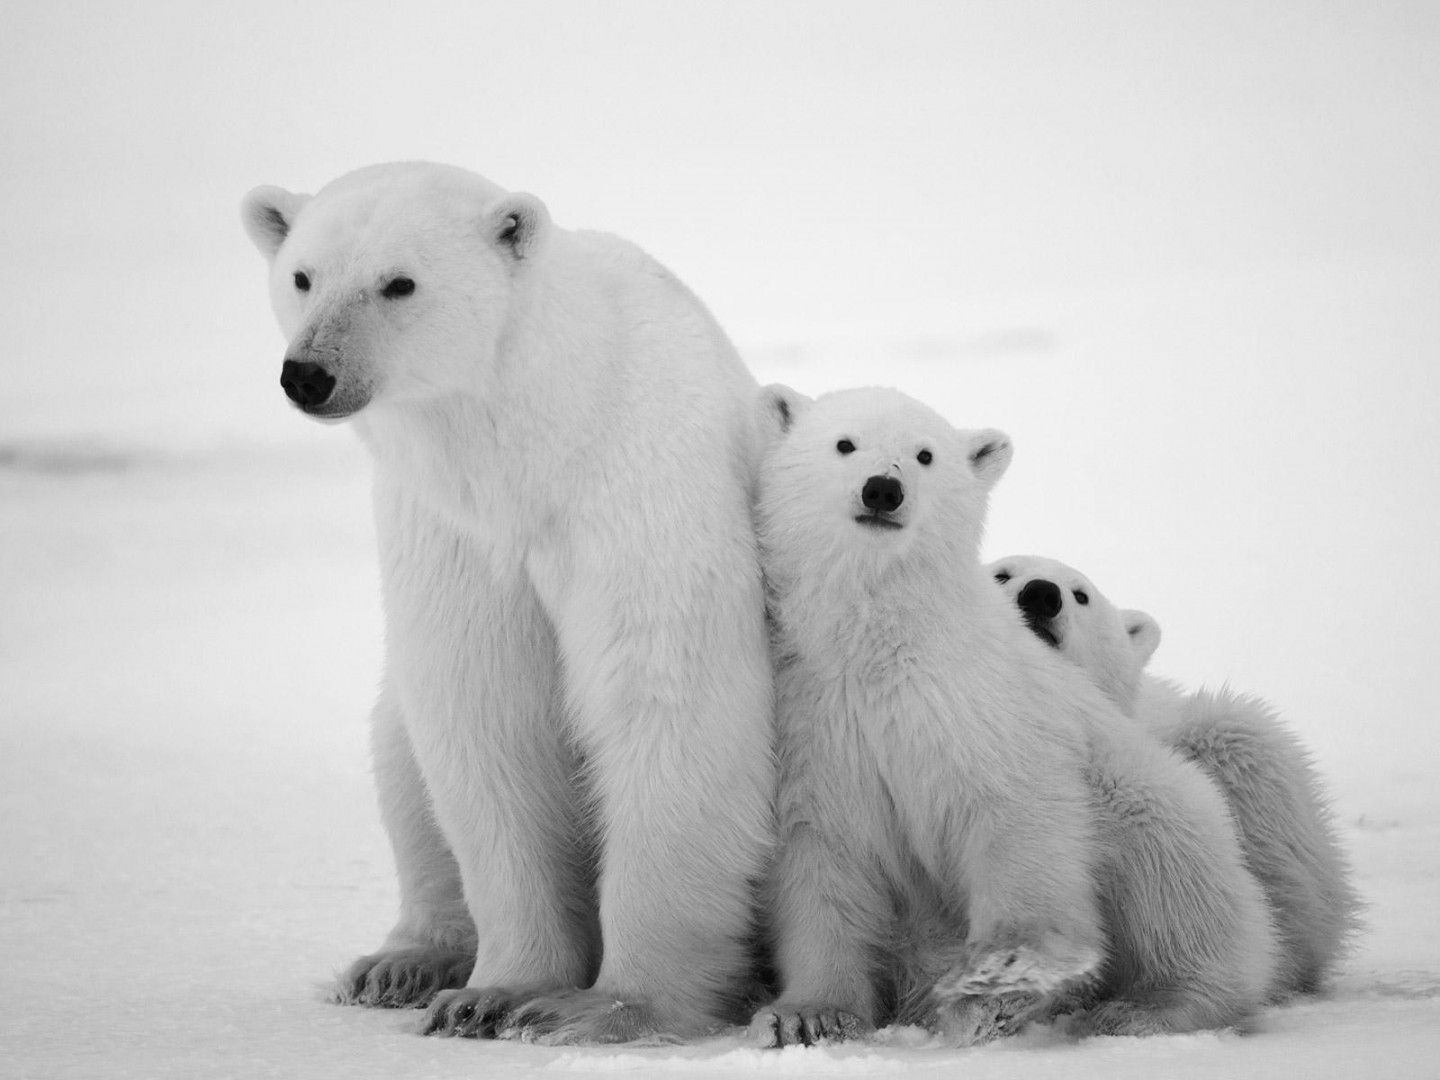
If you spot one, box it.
[241,162,775,1043]
[750,385,1278,1046]
[989,554,1362,996]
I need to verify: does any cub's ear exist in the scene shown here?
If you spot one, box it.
[754,383,811,453]
[1122,609,1162,666]
[241,186,311,261]
[486,192,550,259]
[966,429,1013,489]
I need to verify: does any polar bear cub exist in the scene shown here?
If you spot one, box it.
[750,386,1105,1047]
[750,386,1276,1045]
[241,163,775,1043]
[989,554,1362,995]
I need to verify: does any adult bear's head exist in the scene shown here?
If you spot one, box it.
[241,162,550,421]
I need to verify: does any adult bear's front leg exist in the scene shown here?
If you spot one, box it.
[518,539,777,1042]
[381,513,600,1036]
[331,684,475,1009]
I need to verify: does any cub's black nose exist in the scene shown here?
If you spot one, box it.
[861,474,904,513]
[1017,579,1063,621]
[280,359,336,408]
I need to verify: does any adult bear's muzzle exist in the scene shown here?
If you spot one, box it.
[280,358,337,410]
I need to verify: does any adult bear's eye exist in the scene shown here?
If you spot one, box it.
[383,276,416,298]
[917,449,933,465]
[994,571,1011,583]
[836,439,855,455]
[293,271,311,292]
[1073,590,1090,605]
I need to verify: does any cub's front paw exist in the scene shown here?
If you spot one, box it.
[749,1003,868,1048]
[331,947,474,1008]
[934,940,1098,1001]
[934,990,1044,1046]
[422,986,528,1038]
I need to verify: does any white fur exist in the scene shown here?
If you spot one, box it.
[241,162,775,1043]
[749,386,1107,1047]
[990,554,1363,996]
[748,386,1277,1047]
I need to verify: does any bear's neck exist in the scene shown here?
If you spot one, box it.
[772,546,1007,672]
[352,240,639,532]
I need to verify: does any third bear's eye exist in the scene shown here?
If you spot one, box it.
[917,449,933,465]
[836,439,855,455]
[293,271,311,292]
[383,276,416,299]
[1073,590,1090,605]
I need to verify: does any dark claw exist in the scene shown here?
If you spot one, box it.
[781,1012,805,1046]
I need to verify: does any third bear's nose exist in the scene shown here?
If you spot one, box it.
[281,359,337,408]
[861,474,904,513]
[1017,579,1063,620]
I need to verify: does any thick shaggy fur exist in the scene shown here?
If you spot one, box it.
[751,387,1105,1048]
[749,387,1277,1046]
[990,554,1363,996]
[241,163,775,1043]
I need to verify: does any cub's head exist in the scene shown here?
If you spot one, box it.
[987,554,1160,713]
[755,384,1011,585]
[241,161,550,421]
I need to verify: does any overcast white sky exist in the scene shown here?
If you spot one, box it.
[3,1,1437,422]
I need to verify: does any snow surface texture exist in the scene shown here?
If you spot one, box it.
[5,262,1440,1078]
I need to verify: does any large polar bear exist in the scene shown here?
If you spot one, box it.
[749,386,1277,1046]
[988,554,1362,996]
[241,163,775,1043]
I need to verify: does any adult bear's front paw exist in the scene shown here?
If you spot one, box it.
[749,1003,868,1048]
[331,947,474,1008]
[422,986,527,1038]
[498,988,683,1045]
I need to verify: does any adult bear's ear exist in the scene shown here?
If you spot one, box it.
[486,192,550,259]
[1122,609,1162,666]
[241,186,311,261]
[755,383,811,451]
[966,429,1013,490]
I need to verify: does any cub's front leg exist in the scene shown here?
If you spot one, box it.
[933,780,1104,1042]
[749,820,886,1047]
[752,694,894,1048]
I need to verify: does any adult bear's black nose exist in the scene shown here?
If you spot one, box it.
[280,359,336,408]
[1017,579,1063,621]
[861,474,904,513]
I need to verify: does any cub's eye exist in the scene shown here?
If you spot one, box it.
[293,271,311,292]
[382,276,415,298]
[836,439,855,455]
[994,571,1011,583]
[917,449,933,466]
[1073,590,1090,605]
